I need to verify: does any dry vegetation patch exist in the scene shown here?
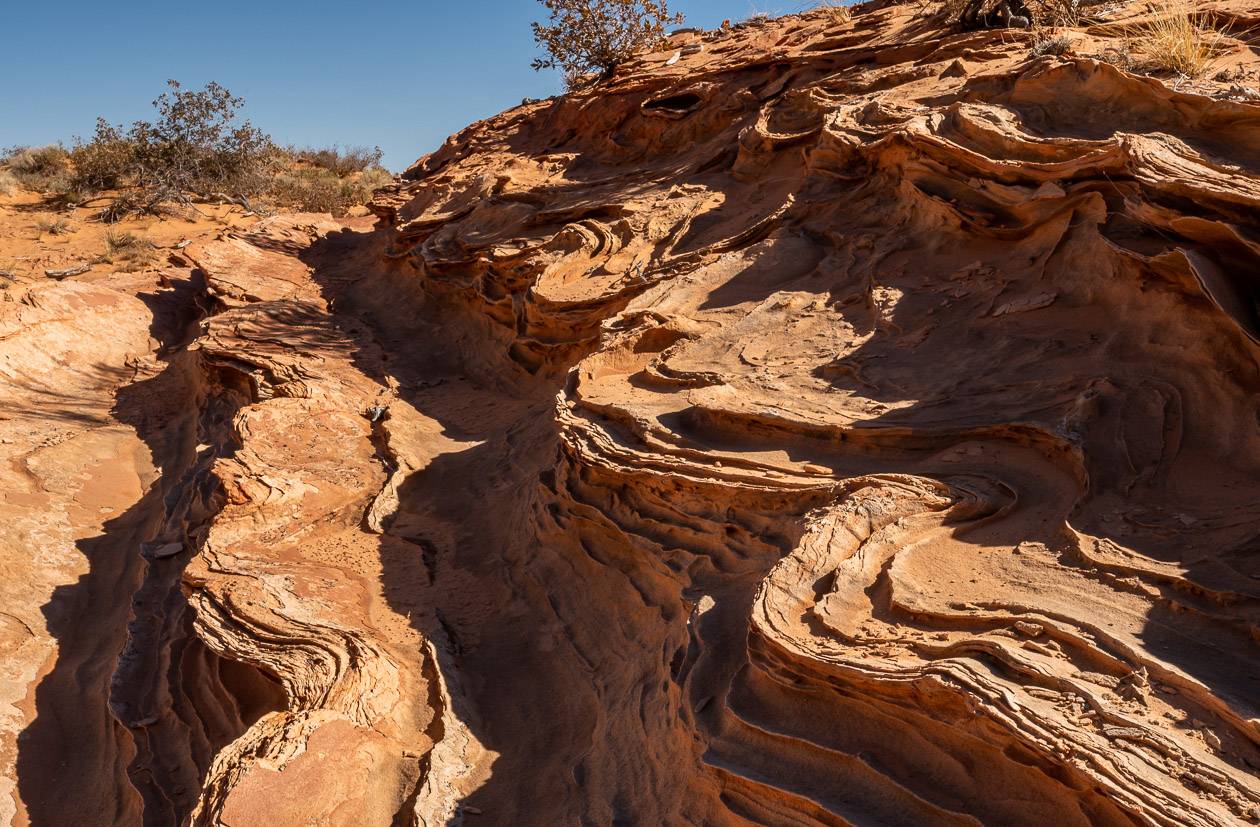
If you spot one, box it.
[1131,0,1224,77]
[818,1,852,25]
[271,146,393,215]
[34,216,73,236]
[101,230,157,271]
[532,0,684,87]
[1,83,394,221]
[2,145,75,201]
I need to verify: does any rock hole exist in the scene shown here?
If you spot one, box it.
[214,653,287,732]
[643,92,704,115]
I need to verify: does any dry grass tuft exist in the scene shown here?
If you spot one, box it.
[1133,0,1223,77]
[35,216,73,236]
[0,170,17,196]
[1030,29,1074,56]
[102,230,157,270]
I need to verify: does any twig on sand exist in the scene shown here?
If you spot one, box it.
[45,263,92,279]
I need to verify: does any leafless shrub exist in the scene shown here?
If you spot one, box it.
[531,0,684,87]
[98,194,146,224]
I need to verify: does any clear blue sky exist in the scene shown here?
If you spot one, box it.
[0,0,822,171]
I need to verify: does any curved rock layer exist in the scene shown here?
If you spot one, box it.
[6,1,1260,824]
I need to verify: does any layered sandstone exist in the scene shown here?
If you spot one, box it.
[5,1,1260,824]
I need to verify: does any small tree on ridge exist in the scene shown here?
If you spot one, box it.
[532,0,684,88]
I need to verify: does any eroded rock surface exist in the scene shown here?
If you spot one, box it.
[5,1,1260,824]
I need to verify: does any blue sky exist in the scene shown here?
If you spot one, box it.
[0,0,820,171]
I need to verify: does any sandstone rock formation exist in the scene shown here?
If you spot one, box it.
[4,1,1260,824]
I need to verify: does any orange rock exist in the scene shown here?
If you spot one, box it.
[6,1,1260,824]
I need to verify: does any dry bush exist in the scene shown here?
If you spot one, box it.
[265,146,390,215]
[3,145,72,192]
[1030,30,1073,55]
[70,121,137,193]
[1132,0,1222,77]
[105,230,146,253]
[72,81,277,216]
[268,166,390,217]
[35,216,73,236]
[102,230,157,270]
[358,166,394,191]
[97,194,148,224]
[943,0,1089,29]
[0,170,16,196]
[291,145,384,176]
[1092,42,1140,70]
[1027,0,1083,27]
[532,0,684,87]
[819,1,852,24]
[933,0,968,21]
[5,145,69,176]
[269,168,351,214]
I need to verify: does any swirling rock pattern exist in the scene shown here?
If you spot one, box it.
[7,1,1260,824]
[362,4,1260,821]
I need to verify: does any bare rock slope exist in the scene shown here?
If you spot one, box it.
[6,1,1260,824]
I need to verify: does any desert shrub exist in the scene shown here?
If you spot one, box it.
[936,0,1092,29]
[70,120,137,192]
[291,145,384,176]
[98,194,144,224]
[1092,43,1140,70]
[1027,0,1082,27]
[4,145,69,176]
[105,230,145,252]
[819,1,852,24]
[35,216,73,235]
[1030,30,1073,56]
[72,80,277,214]
[361,165,394,186]
[0,170,16,196]
[955,0,1033,29]
[531,0,684,87]
[268,167,387,217]
[1132,0,1222,77]
[3,145,72,192]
